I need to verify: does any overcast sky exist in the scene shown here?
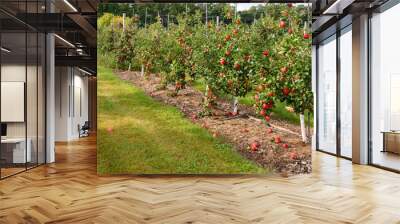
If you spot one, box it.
[235,3,266,11]
[233,3,308,11]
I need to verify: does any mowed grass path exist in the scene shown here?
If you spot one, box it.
[97,66,266,174]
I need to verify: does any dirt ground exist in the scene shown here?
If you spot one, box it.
[117,71,312,175]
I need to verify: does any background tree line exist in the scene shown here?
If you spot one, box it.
[98,3,309,27]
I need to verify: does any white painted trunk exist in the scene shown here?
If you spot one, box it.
[128,63,131,71]
[122,13,126,32]
[233,97,238,114]
[141,64,144,76]
[300,114,308,143]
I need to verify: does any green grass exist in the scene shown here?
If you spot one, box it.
[97,66,266,174]
[193,78,207,93]
[192,79,313,126]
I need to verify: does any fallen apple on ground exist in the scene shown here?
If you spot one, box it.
[289,151,298,160]
[250,142,260,151]
[274,136,281,144]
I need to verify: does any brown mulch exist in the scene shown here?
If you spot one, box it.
[117,70,312,176]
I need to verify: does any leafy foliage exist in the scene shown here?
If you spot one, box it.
[98,4,313,118]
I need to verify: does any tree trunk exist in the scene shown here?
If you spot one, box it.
[300,114,308,143]
[141,64,144,76]
[205,84,209,97]
[203,84,211,107]
[233,97,238,114]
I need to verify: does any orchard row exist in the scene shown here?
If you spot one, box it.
[98,4,313,142]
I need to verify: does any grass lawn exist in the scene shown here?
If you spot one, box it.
[97,66,266,174]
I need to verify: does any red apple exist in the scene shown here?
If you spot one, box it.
[250,142,260,151]
[279,21,286,28]
[262,103,268,110]
[303,33,310,39]
[288,28,293,34]
[254,94,260,101]
[282,143,289,149]
[260,110,266,116]
[262,50,269,57]
[274,136,281,144]
[289,151,297,160]
[225,34,231,41]
[282,87,290,96]
[267,92,275,97]
[267,128,273,134]
[234,62,241,70]
[265,115,271,122]
[233,29,239,35]
[219,58,227,65]
[263,103,272,110]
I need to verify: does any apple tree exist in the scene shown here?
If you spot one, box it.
[254,5,312,142]
[216,18,256,115]
[191,17,223,115]
[163,15,198,95]
[135,16,165,77]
